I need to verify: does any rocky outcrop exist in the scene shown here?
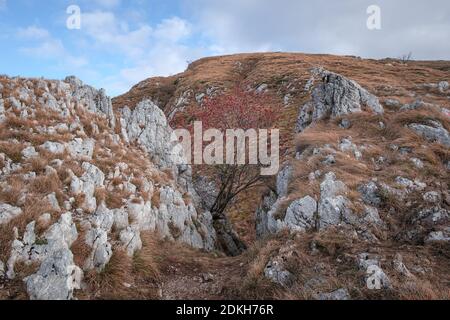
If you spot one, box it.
[0,204,22,225]
[116,99,217,250]
[0,75,218,300]
[284,196,317,232]
[317,172,351,229]
[316,288,350,301]
[84,227,112,271]
[408,120,450,147]
[256,172,384,241]
[6,213,78,280]
[297,68,383,132]
[264,243,296,287]
[119,99,185,168]
[120,226,143,257]
[255,191,278,238]
[26,248,83,300]
[65,76,116,129]
[358,253,391,290]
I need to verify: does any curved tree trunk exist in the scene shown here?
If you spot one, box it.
[213,213,247,256]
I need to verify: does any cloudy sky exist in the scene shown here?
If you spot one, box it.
[0,0,449,96]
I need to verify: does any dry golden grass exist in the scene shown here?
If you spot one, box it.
[0,261,39,300]
[0,141,24,163]
[225,233,292,300]
[395,280,450,300]
[105,189,131,210]
[82,249,135,299]
[71,194,85,211]
[80,233,162,300]
[29,173,62,196]
[296,127,342,152]
[26,157,47,174]
[0,175,25,206]
[71,230,91,268]
[168,221,182,239]
[151,189,161,208]
[94,187,107,205]
[132,233,162,282]
[61,159,84,177]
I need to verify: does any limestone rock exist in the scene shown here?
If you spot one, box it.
[84,228,112,271]
[23,221,36,246]
[284,196,317,232]
[318,172,352,229]
[410,157,424,169]
[44,212,78,249]
[264,259,294,288]
[401,99,438,111]
[26,248,83,300]
[423,191,441,204]
[339,137,362,160]
[67,138,95,160]
[276,165,293,198]
[393,253,413,278]
[409,120,450,147]
[358,253,391,290]
[193,176,218,211]
[21,146,39,159]
[358,181,382,207]
[438,81,449,93]
[119,100,185,168]
[40,141,66,154]
[65,76,116,128]
[264,243,296,287]
[71,162,105,213]
[0,204,23,225]
[297,68,383,132]
[366,265,391,290]
[255,191,278,238]
[113,208,129,231]
[120,226,142,257]
[0,260,5,277]
[426,228,450,243]
[395,176,426,192]
[44,192,61,212]
[317,288,350,300]
[90,202,114,233]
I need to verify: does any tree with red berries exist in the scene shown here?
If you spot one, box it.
[181,86,278,255]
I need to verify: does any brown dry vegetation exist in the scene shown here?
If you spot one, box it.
[119,53,446,239]
[79,233,161,300]
[112,53,450,300]
[1,54,449,300]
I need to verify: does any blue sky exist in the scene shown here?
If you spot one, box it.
[1,0,449,96]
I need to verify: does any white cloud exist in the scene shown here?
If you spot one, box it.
[12,0,449,97]
[81,11,152,58]
[189,0,450,60]
[78,11,197,95]
[18,26,88,68]
[154,17,192,42]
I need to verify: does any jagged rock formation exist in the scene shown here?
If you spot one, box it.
[297,68,383,132]
[119,99,185,168]
[408,120,450,147]
[0,75,216,300]
[2,53,450,300]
